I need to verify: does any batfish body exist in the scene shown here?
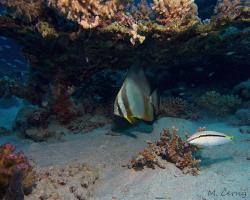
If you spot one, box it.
[114,66,158,124]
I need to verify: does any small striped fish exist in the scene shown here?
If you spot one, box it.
[187,131,233,146]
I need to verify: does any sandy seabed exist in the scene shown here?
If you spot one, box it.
[1,113,250,200]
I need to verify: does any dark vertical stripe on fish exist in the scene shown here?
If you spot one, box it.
[122,84,133,120]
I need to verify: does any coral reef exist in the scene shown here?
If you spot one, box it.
[0,0,249,129]
[4,171,24,200]
[51,78,81,124]
[198,91,242,116]
[233,79,250,100]
[1,0,44,23]
[235,108,250,125]
[214,0,250,21]
[48,0,123,29]
[130,127,200,175]
[0,143,36,199]
[36,21,59,38]
[25,162,99,200]
[152,0,199,28]
[159,97,200,120]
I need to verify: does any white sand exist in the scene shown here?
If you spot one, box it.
[1,117,250,200]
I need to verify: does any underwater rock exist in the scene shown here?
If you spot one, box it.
[14,106,50,135]
[239,126,250,134]
[235,109,250,125]
[13,106,54,141]
[233,79,250,100]
[0,127,11,136]
[129,127,200,175]
[25,162,99,200]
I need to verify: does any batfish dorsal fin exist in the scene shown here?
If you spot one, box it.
[126,66,151,96]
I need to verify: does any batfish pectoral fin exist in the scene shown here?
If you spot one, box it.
[125,115,136,124]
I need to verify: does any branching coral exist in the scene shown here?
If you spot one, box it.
[152,0,199,28]
[130,127,200,175]
[159,97,200,120]
[0,0,44,23]
[0,143,36,198]
[214,0,250,21]
[198,91,242,116]
[48,0,123,29]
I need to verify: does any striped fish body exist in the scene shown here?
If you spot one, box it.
[187,131,233,146]
[114,66,158,124]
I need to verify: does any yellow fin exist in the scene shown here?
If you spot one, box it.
[225,135,234,141]
[125,115,136,124]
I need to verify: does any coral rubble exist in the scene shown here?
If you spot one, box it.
[25,162,99,200]
[130,127,200,175]
[0,143,36,199]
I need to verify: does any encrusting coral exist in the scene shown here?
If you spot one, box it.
[198,91,242,116]
[0,143,36,199]
[130,127,200,175]
[159,97,200,120]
